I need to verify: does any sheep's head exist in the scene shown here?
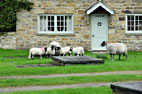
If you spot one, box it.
[101,41,107,47]
[70,47,73,51]
[44,47,47,53]
[55,47,61,51]
[51,45,55,50]
[55,47,61,56]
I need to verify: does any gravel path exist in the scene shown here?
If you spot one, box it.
[0,71,141,79]
[0,81,140,93]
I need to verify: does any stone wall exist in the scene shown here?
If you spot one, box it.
[0,32,16,49]
[16,0,94,50]
[2,0,142,51]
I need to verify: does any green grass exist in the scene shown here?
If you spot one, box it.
[0,48,141,76]
[0,74,141,87]
[2,86,112,94]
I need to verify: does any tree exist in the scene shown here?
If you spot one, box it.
[0,0,33,31]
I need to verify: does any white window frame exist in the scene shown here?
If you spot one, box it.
[126,14,142,33]
[38,14,74,34]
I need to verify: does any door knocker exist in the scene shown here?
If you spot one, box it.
[97,22,102,26]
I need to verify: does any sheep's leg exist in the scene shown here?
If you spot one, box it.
[126,55,128,60]
[110,53,114,61]
[40,55,42,59]
[31,54,34,59]
[124,53,128,60]
[112,55,114,61]
[68,53,71,56]
[118,54,121,60]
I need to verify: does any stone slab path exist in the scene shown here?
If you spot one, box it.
[0,71,141,93]
[0,71,141,79]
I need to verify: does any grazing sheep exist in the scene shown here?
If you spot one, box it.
[28,47,47,59]
[101,41,128,61]
[46,46,56,58]
[60,46,73,56]
[72,47,84,56]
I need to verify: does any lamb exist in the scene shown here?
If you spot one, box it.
[28,47,47,59]
[101,41,128,61]
[72,47,84,56]
[46,46,56,58]
[60,46,73,56]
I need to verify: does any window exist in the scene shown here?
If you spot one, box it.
[126,14,142,33]
[38,14,73,33]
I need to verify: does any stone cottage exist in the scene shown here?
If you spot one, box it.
[1,0,142,51]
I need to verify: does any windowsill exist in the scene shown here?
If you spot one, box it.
[125,32,142,35]
[36,32,75,36]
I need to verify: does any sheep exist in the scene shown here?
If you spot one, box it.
[50,41,61,50]
[60,46,73,56]
[28,47,47,59]
[46,46,56,58]
[50,41,61,56]
[101,41,128,61]
[72,47,84,56]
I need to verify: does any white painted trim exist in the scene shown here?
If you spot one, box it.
[37,14,74,34]
[125,14,142,33]
[87,2,114,15]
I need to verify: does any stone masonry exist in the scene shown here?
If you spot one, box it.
[1,0,142,51]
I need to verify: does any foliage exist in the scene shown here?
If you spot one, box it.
[0,0,33,29]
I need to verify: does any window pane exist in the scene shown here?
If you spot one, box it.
[135,21,138,25]
[47,16,54,32]
[128,16,131,20]
[131,16,134,20]
[66,16,72,31]
[136,16,138,20]
[40,16,46,32]
[139,26,142,30]
[128,26,131,31]
[57,16,66,32]
[135,26,139,31]
[139,16,142,20]
[131,26,134,31]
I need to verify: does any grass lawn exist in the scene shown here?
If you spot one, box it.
[2,86,112,94]
[0,74,141,87]
[0,48,141,76]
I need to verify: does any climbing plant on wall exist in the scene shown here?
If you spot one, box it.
[0,0,33,32]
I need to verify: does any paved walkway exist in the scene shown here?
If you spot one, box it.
[0,71,141,93]
[0,71,142,79]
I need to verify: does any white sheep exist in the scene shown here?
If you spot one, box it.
[50,41,61,49]
[72,47,84,56]
[50,41,61,56]
[101,41,128,61]
[46,46,56,58]
[60,46,73,56]
[28,47,47,59]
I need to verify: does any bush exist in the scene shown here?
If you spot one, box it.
[0,0,33,31]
